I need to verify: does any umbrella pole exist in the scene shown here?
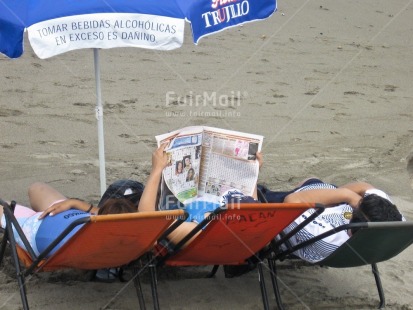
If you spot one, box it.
[93,48,107,196]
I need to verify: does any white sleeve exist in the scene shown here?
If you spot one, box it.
[364,188,392,202]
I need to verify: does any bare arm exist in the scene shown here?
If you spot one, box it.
[38,199,96,219]
[284,188,362,208]
[338,182,375,196]
[138,143,169,212]
[138,143,201,246]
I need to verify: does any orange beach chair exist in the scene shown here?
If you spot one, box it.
[155,202,324,309]
[0,199,186,310]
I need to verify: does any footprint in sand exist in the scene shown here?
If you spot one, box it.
[73,139,87,148]
[1,143,18,149]
[407,151,413,190]
[305,88,320,96]
[384,85,398,92]
[121,99,138,104]
[344,90,365,96]
[0,107,23,117]
[73,102,93,107]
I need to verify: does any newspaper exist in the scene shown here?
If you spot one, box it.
[155,126,264,209]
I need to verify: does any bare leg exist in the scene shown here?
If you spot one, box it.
[166,222,199,248]
[28,182,67,212]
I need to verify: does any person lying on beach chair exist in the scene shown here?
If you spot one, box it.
[1,177,152,282]
[0,182,141,259]
[136,143,265,278]
[259,178,405,262]
[138,143,264,247]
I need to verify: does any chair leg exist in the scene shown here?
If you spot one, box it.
[268,259,284,310]
[371,263,385,309]
[0,228,8,266]
[5,221,30,310]
[258,261,270,310]
[206,265,219,278]
[149,262,160,310]
[133,267,146,310]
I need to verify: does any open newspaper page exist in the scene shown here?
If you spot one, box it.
[156,127,204,209]
[197,126,263,204]
[156,126,263,209]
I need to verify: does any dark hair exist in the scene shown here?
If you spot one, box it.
[350,194,402,234]
[98,198,136,215]
[175,161,183,174]
[186,168,195,181]
[183,155,191,167]
[98,179,144,208]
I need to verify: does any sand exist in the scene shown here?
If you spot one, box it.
[1,0,413,308]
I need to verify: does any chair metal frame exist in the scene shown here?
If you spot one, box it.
[0,198,187,310]
[265,220,413,309]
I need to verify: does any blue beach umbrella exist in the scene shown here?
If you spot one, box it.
[0,0,277,195]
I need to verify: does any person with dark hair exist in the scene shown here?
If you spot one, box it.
[97,179,144,208]
[186,168,195,182]
[349,193,403,234]
[98,198,136,215]
[175,160,183,175]
[262,178,405,263]
[0,182,136,259]
[183,155,192,171]
[138,143,264,247]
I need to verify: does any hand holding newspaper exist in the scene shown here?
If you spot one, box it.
[156,126,264,209]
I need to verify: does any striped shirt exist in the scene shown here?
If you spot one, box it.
[282,183,393,263]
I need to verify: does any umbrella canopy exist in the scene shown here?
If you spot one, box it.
[0,0,277,194]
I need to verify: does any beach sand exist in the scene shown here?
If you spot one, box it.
[1,0,413,308]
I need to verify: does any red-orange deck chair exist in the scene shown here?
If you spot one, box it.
[0,199,186,310]
[155,202,324,309]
